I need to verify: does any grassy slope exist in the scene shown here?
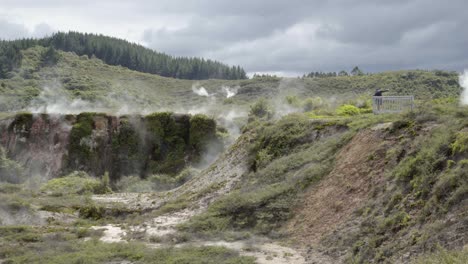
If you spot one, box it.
[0,46,466,263]
[0,46,462,112]
[178,101,468,263]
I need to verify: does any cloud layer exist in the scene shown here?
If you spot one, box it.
[1,0,467,75]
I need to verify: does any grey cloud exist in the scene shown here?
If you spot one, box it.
[0,19,54,40]
[141,0,468,73]
[0,19,30,40]
[1,0,468,74]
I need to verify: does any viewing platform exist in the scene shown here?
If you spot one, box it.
[372,96,414,114]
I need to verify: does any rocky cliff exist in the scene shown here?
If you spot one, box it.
[0,112,222,180]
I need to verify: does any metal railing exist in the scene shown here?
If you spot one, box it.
[372,96,414,114]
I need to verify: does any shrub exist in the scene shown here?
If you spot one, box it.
[285,95,300,107]
[302,97,323,112]
[181,184,294,234]
[40,171,106,196]
[248,99,273,119]
[190,114,218,153]
[0,146,25,183]
[114,175,152,193]
[379,211,412,233]
[415,247,468,264]
[451,131,468,155]
[336,104,361,116]
[78,201,104,220]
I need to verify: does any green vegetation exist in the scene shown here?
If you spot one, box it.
[180,114,355,235]
[0,174,254,263]
[336,104,361,116]
[451,131,468,155]
[0,43,462,113]
[0,42,22,78]
[1,31,247,80]
[248,98,273,120]
[115,168,199,192]
[341,102,468,263]
[40,171,111,196]
[415,247,468,264]
[0,41,467,263]
[40,46,60,67]
[67,112,97,169]
[0,146,25,183]
[190,114,221,155]
[0,226,254,263]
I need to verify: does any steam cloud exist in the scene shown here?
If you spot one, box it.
[192,85,211,97]
[222,86,238,98]
[460,70,468,105]
[27,82,107,114]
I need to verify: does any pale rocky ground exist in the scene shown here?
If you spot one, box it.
[91,131,308,263]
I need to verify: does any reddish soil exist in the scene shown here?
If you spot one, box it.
[286,127,396,245]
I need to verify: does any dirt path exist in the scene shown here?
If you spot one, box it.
[90,131,307,263]
[91,201,306,263]
[200,241,305,264]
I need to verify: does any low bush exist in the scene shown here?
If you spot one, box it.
[115,168,199,192]
[451,131,468,155]
[415,247,468,264]
[41,171,110,196]
[248,99,273,120]
[336,104,361,116]
[0,146,25,183]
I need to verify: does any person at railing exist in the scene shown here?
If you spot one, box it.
[374,89,389,97]
[374,89,389,111]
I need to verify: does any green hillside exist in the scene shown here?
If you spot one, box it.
[0,32,246,80]
[0,46,462,113]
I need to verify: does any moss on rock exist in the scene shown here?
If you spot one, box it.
[189,114,218,153]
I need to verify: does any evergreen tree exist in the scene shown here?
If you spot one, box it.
[0,31,247,80]
[41,46,60,66]
[351,66,364,76]
[338,70,348,76]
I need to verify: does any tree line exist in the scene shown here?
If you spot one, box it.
[303,66,364,78]
[0,31,247,80]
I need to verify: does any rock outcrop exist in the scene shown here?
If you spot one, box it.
[0,112,222,180]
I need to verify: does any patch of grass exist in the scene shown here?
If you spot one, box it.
[0,146,25,183]
[181,115,353,236]
[40,171,110,196]
[451,131,468,155]
[341,102,468,263]
[378,211,412,233]
[181,183,294,234]
[336,104,361,116]
[414,247,468,264]
[114,167,199,192]
[3,236,255,264]
[149,182,225,219]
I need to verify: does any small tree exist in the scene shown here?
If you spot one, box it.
[338,70,349,76]
[351,66,364,76]
[41,46,60,66]
[249,99,272,119]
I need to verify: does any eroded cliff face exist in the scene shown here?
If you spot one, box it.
[0,112,221,180]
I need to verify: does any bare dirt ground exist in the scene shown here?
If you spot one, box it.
[287,127,394,245]
[283,124,398,263]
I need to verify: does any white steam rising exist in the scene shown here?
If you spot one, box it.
[192,84,238,98]
[222,86,238,98]
[192,85,211,97]
[27,83,107,114]
[460,70,468,105]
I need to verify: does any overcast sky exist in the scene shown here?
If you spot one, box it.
[1,0,467,76]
